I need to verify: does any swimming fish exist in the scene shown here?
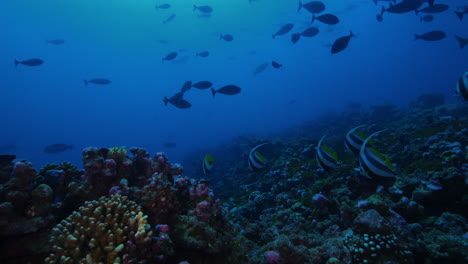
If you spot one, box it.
[291,33,301,44]
[298,1,326,14]
[272,61,282,68]
[455,35,468,49]
[301,27,319,37]
[163,92,192,109]
[211,85,241,96]
[156,4,171,10]
[331,31,355,54]
[163,13,176,24]
[312,14,339,25]
[192,81,213,89]
[162,52,178,62]
[248,143,268,171]
[273,23,294,39]
[359,130,395,178]
[44,144,73,154]
[316,136,340,171]
[415,4,448,15]
[46,39,65,45]
[83,78,111,85]
[344,125,368,155]
[220,34,234,41]
[455,8,468,20]
[253,62,269,75]
[456,71,468,101]
[202,154,215,175]
[414,30,446,41]
[377,0,424,21]
[14,58,44,67]
[194,5,213,13]
[196,51,210,57]
[180,81,192,93]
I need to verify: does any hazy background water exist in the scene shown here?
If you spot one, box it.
[2,0,467,169]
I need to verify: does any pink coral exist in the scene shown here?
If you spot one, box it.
[264,250,281,264]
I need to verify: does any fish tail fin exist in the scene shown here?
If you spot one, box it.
[297,2,302,12]
[193,5,197,11]
[414,34,420,40]
[83,79,88,85]
[14,59,19,67]
[381,6,385,15]
[455,11,464,21]
[455,35,467,49]
[163,97,169,105]
[311,15,316,23]
[350,31,355,38]
[211,88,217,97]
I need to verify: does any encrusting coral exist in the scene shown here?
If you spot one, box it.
[45,194,153,264]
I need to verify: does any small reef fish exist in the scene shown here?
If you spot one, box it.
[312,14,339,25]
[455,35,468,49]
[272,23,294,39]
[180,81,192,93]
[14,58,43,67]
[345,125,368,155]
[377,0,424,21]
[414,30,446,41]
[162,52,178,62]
[253,62,269,75]
[415,4,449,15]
[220,34,234,42]
[211,85,241,96]
[359,130,395,178]
[155,4,171,10]
[163,92,192,109]
[202,154,215,175]
[83,78,111,85]
[194,5,213,13]
[331,31,355,54]
[301,27,319,37]
[248,143,268,172]
[272,61,282,69]
[196,51,210,57]
[298,1,325,14]
[192,81,213,89]
[456,71,468,101]
[46,39,65,45]
[316,136,340,171]
[163,14,176,24]
[44,144,73,154]
[291,33,301,44]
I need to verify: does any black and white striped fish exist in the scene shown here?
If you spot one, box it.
[202,154,215,175]
[456,71,468,101]
[316,136,340,171]
[248,143,267,171]
[345,125,367,155]
[359,130,395,178]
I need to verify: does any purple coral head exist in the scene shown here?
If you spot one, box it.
[108,186,122,195]
[155,224,170,234]
[264,250,281,264]
[312,193,329,207]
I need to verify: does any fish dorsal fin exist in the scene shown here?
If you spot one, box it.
[250,143,268,155]
[347,124,366,137]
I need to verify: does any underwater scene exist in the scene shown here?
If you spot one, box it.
[2,0,468,263]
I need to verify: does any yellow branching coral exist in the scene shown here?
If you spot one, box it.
[107,147,128,163]
[45,194,152,264]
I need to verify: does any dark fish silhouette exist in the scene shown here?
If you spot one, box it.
[180,81,192,93]
[291,33,301,43]
[253,62,269,75]
[298,1,325,14]
[163,92,192,109]
[273,23,294,39]
[455,9,468,20]
[192,81,213,89]
[312,14,339,25]
[301,27,319,37]
[211,85,241,96]
[414,30,446,41]
[83,78,111,85]
[156,4,171,10]
[272,61,282,69]
[46,39,65,45]
[14,58,43,67]
[415,4,448,15]
[194,5,213,13]
[196,51,210,57]
[44,144,73,154]
[163,13,176,24]
[162,52,178,62]
[331,31,355,54]
[455,35,468,49]
[377,0,424,21]
[220,34,234,41]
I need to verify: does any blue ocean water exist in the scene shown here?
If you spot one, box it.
[2,0,467,169]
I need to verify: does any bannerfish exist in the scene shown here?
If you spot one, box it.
[162,51,178,62]
[312,14,339,25]
[455,35,468,49]
[163,13,176,24]
[291,33,301,44]
[211,85,241,96]
[202,154,215,175]
[180,81,192,93]
[344,125,369,155]
[298,1,325,14]
[14,58,44,67]
[253,62,269,75]
[83,78,111,85]
[420,14,434,22]
[194,5,213,13]
[46,39,65,45]
[316,136,340,171]
[272,23,294,39]
[248,143,268,172]
[456,71,468,101]
[359,130,395,178]
[415,4,448,15]
[220,34,234,42]
[196,51,210,57]
[44,144,73,154]
[414,30,446,41]
[156,4,171,10]
[301,27,319,37]
[192,81,213,89]
[272,61,282,68]
[331,31,355,54]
